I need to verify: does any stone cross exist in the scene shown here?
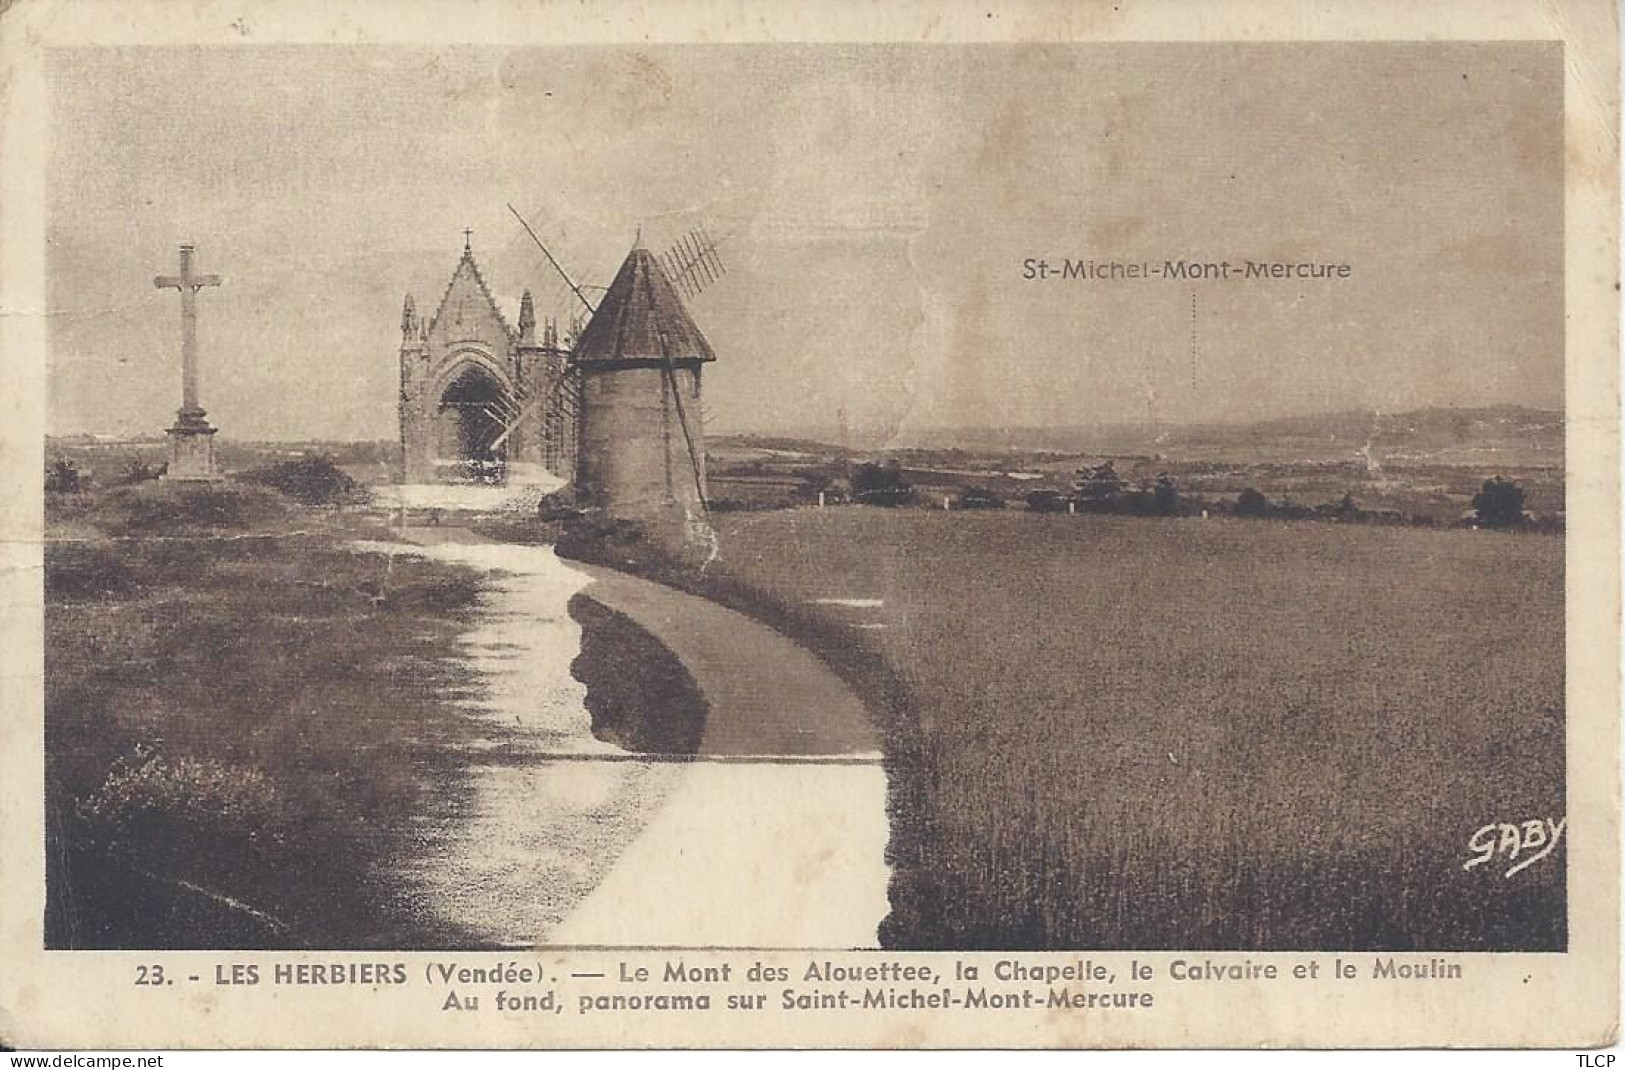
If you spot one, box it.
[154,243,223,419]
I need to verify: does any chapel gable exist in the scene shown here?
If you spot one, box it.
[424,242,515,358]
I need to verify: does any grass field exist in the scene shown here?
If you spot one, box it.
[44,472,1565,951]
[691,508,1564,950]
[45,482,490,948]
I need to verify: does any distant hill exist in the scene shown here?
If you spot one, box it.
[1161,405,1561,451]
[718,405,1564,469]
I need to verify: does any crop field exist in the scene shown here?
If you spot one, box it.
[701,508,1564,950]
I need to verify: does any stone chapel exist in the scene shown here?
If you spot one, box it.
[397,236,577,484]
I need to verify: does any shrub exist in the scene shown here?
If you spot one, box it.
[239,452,362,505]
[1235,487,1271,518]
[1472,476,1527,528]
[76,748,290,870]
[1273,499,1314,520]
[1072,461,1124,502]
[46,456,81,494]
[852,460,915,507]
[1150,473,1180,517]
[118,456,165,486]
[536,491,584,522]
[96,482,291,536]
[1025,489,1070,513]
[810,478,851,505]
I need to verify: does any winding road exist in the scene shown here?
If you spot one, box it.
[573,562,879,758]
[387,528,890,949]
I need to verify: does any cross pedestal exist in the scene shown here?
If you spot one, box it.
[155,244,225,481]
[165,409,221,482]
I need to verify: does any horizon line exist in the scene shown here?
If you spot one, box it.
[46,401,1565,447]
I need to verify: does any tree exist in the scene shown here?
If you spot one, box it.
[1472,476,1526,528]
[1235,487,1270,518]
[1072,461,1123,503]
[852,460,914,507]
[1151,473,1180,516]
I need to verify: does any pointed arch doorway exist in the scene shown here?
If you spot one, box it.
[435,364,509,483]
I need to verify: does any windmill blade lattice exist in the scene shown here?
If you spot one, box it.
[660,226,727,299]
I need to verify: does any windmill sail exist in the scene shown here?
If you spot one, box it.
[659,226,727,299]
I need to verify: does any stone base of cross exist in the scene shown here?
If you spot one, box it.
[163,414,222,481]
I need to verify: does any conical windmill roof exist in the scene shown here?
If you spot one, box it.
[574,246,717,365]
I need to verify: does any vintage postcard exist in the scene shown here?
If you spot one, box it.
[0,0,1617,1051]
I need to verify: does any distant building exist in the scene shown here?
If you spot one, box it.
[397,236,576,484]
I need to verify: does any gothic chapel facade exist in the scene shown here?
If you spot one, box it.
[397,237,576,484]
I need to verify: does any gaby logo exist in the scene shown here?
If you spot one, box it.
[1463,818,1566,878]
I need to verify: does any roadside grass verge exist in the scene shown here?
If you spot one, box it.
[569,593,708,754]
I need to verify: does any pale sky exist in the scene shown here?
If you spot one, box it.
[47,43,1562,443]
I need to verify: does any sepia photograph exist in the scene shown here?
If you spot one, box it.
[3,0,1617,1050]
[39,39,1568,954]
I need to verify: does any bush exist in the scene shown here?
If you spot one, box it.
[95,482,292,536]
[1472,476,1527,528]
[1025,489,1070,513]
[808,478,851,505]
[533,491,585,522]
[46,456,81,494]
[117,456,166,486]
[1072,461,1124,502]
[852,461,915,507]
[76,748,290,870]
[1150,474,1180,517]
[239,452,362,505]
[1235,487,1270,518]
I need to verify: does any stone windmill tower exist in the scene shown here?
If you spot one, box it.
[571,241,715,520]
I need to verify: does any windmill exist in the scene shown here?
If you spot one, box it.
[502,203,725,517]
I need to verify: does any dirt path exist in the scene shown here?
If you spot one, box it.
[378,527,890,949]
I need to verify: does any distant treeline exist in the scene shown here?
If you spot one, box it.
[705,459,1560,533]
[1033,466,1554,531]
